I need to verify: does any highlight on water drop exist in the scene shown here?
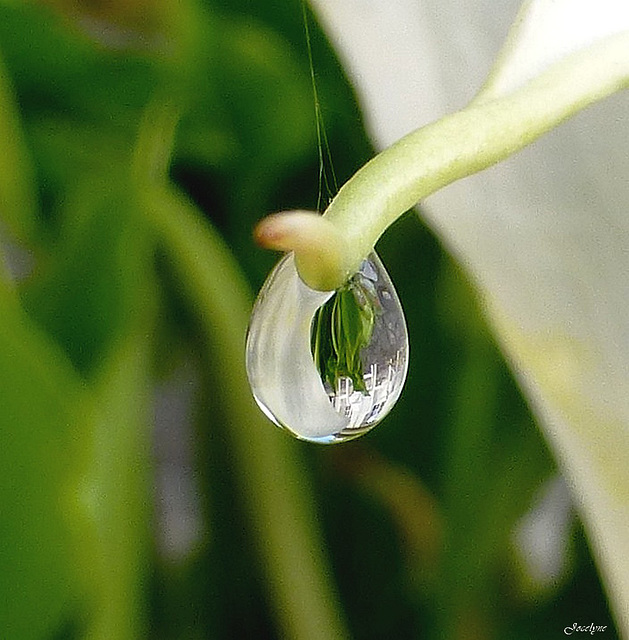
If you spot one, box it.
[246,251,408,443]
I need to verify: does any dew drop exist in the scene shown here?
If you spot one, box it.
[246,252,408,443]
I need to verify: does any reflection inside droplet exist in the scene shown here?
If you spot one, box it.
[246,252,408,443]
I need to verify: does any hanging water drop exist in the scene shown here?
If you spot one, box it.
[246,252,408,443]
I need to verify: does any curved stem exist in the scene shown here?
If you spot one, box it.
[264,31,629,291]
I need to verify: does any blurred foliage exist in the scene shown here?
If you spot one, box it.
[0,1,619,639]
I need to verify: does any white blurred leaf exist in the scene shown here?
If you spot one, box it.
[481,0,629,98]
[311,0,629,634]
[513,475,573,593]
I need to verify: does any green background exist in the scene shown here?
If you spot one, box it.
[0,1,617,638]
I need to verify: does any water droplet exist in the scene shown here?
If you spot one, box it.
[246,252,408,443]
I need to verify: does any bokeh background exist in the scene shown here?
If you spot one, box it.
[0,1,619,638]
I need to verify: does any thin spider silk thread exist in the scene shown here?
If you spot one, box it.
[301,0,338,212]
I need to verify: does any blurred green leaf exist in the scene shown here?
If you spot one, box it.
[178,13,314,171]
[21,175,152,376]
[0,286,84,639]
[0,5,159,124]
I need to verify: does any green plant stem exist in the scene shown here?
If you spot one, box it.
[82,323,155,640]
[293,31,629,290]
[135,101,350,640]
